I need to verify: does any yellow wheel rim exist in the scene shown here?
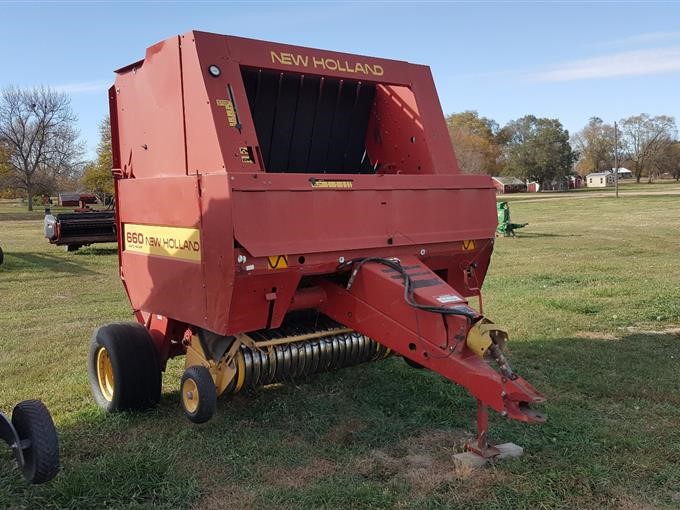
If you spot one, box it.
[182,377,200,414]
[96,347,115,401]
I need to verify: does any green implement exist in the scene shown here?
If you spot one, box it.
[496,202,528,237]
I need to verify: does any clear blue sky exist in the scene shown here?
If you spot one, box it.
[3,1,679,158]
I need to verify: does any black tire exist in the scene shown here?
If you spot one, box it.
[0,245,4,265]
[180,365,217,424]
[64,244,80,252]
[403,356,425,369]
[11,400,59,484]
[88,322,161,412]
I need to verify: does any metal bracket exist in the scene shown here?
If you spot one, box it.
[0,411,27,468]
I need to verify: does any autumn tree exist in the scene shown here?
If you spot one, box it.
[499,115,576,187]
[0,86,83,210]
[619,114,676,183]
[571,117,616,176]
[446,110,500,175]
[81,116,114,203]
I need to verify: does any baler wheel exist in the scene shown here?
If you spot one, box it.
[88,323,161,412]
[11,400,60,484]
[180,366,217,424]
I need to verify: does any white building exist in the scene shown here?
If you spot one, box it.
[586,172,615,187]
[611,167,633,179]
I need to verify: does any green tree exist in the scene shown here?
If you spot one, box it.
[500,115,576,187]
[81,116,113,203]
[446,110,501,175]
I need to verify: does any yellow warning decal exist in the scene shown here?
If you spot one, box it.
[462,240,477,251]
[239,146,255,164]
[267,255,288,270]
[216,98,238,127]
[124,224,201,262]
[310,178,353,189]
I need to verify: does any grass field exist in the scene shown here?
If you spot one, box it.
[1,191,679,509]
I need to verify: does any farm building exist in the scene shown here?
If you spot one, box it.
[527,181,540,193]
[586,172,615,187]
[613,167,633,179]
[568,175,583,189]
[492,176,527,193]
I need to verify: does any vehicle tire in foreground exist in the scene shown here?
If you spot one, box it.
[180,365,217,424]
[88,322,161,412]
[11,400,59,484]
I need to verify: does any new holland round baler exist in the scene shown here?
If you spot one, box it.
[90,31,545,459]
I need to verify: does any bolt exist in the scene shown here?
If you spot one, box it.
[338,256,345,263]
[501,391,507,398]
[501,411,507,417]
[419,249,426,256]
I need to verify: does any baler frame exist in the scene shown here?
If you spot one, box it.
[89,30,546,463]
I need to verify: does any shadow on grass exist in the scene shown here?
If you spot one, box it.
[508,232,583,239]
[2,331,679,509]
[7,252,97,275]
[74,247,118,256]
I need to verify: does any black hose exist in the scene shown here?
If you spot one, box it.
[338,257,482,322]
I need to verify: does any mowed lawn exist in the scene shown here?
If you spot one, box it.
[1,193,679,509]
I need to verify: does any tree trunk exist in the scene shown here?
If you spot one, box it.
[27,187,33,211]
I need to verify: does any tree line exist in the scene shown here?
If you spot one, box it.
[448,111,679,184]
[2,86,678,211]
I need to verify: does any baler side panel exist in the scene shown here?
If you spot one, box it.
[365,84,434,174]
[117,177,206,327]
[113,37,187,178]
[181,32,264,174]
[408,64,460,175]
[198,173,236,335]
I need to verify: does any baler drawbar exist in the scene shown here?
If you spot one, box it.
[89,31,545,460]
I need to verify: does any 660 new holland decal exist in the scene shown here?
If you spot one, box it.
[124,224,201,262]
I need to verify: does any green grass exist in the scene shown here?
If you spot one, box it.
[1,192,679,509]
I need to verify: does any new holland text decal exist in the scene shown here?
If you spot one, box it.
[124,224,201,262]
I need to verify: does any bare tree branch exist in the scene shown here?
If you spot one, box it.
[0,86,84,210]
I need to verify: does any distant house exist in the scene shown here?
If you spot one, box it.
[527,181,540,193]
[492,177,527,194]
[611,167,633,179]
[586,172,615,187]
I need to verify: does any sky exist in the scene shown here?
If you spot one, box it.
[2,1,679,159]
